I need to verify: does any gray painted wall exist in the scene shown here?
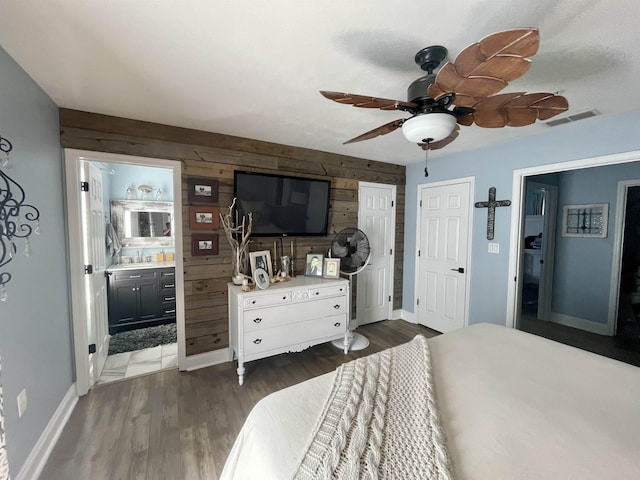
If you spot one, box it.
[0,46,73,474]
[551,163,640,323]
[403,107,640,326]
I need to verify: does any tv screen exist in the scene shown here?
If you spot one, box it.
[233,171,331,237]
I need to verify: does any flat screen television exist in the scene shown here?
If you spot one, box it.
[233,170,331,237]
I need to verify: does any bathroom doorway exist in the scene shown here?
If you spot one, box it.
[65,149,185,396]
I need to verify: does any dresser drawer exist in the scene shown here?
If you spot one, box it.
[243,291,292,309]
[243,296,347,332]
[244,313,346,356]
[309,283,348,299]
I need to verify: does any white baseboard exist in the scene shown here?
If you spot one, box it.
[183,347,231,371]
[549,312,611,336]
[398,310,417,323]
[391,309,403,320]
[15,384,78,480]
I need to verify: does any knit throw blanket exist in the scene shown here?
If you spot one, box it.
[294,335,454,480]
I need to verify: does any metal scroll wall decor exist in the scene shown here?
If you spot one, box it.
[0,134,40,301]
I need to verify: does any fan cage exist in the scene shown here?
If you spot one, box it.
[329,228,371,275]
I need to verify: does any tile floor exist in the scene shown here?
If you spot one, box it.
[97,342,178,384]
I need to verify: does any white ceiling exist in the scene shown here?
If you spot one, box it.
[0,0,638,165]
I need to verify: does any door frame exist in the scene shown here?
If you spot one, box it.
[506,149,640,329]
[521,181,558,323]
[356,181,396,325]
[65,149,185,396]
[414,177,474,329]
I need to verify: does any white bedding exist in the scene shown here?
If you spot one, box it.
[221,323,640,480]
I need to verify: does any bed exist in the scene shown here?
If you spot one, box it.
[220,323,640,479]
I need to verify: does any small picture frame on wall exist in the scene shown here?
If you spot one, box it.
[191,233,219,256]
[305,253,324,277]
[249,250,273,277]
[187,177,219,204]
[561,203,609,238]
[189,206,220,230]
[323,258,341,279]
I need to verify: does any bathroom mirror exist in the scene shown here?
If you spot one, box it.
[111,200,174,247]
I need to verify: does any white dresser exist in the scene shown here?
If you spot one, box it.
[228,276,349,385]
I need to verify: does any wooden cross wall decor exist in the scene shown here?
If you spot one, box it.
[474,187,511,240]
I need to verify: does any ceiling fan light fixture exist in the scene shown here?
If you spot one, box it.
[401,113,457,144]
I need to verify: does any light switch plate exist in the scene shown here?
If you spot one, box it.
[488,243,500,254]
[17,388,27,418]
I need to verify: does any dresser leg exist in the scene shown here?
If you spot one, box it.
[343,331,349,355]
[237,364,245,386]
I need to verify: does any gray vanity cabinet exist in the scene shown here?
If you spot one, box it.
[107,267,176,334]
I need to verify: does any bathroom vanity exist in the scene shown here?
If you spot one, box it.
[106,263,176,334]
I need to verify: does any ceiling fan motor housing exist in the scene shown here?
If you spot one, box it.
[407,73,436,104]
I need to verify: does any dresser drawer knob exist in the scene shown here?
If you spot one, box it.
[334,304,341,309]
[164,283,175,288]
[164,296,175,301]
[283,296,287,300]
[253,318,262,323]
[253,338,262,344]
[334,322,341,327]
[315,291,320,295]
[165,309,176,314]
[252,300,256,304]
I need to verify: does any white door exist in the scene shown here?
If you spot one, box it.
[357,182,396,325]
[81,162,110,383]
[417,180,472,333]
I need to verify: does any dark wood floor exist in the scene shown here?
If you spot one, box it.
[519,313,640,367]
[41,320,438,480]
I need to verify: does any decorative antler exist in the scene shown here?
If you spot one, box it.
[219,198,252,281]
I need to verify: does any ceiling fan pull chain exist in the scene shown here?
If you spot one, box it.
[424,141,430,177]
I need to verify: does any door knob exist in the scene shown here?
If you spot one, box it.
[450,267,465,273]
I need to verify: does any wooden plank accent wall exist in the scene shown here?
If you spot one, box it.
[59,109,406,356]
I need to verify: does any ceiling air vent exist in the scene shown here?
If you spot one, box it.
[545,109,600,127]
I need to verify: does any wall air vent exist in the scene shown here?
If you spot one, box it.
[544,109,600,127]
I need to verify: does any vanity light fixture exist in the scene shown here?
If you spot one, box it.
[0,134,41,302]
[138,184,153,200]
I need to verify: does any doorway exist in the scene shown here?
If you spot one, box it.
[415,178,473,333]
[613,183,640,349]
[357,182,396,325]
[508,150,640,337]
[519,180,557,323]
[65,149,185,396]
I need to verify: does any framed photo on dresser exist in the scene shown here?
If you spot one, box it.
[250,250,273,277]
[304,254,324,277]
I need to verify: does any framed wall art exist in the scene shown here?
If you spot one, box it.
[187,177,219,204]
[191,233,219,256]
[189,205,220,230]
[561,203,609,238]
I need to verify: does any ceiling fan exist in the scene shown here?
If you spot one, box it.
[320,28,569,153]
